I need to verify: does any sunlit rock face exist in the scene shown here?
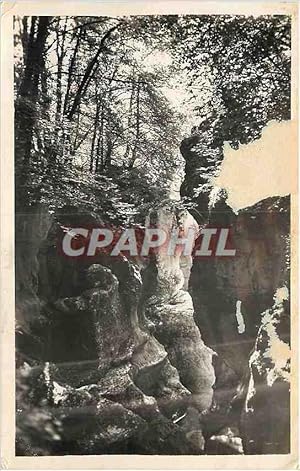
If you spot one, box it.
[180,131,291,454]
[141,202,216,412]
[15,202,215,455]
[15,130,291,455]
[241,288,290,454]
[190,196,289,378]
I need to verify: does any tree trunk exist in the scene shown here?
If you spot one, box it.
[55,18,67,124]
[123,75,135,162]
[128,79,141,169]
[63,25,83,116]
[95,103,104,173]
[15,16,52,209]
[67,23,120,120]
[105,133,113,170]
[90,97,101,172]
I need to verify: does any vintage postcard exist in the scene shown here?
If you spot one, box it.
[0,0,298,469]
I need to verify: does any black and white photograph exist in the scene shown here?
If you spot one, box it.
[0,1,298,466]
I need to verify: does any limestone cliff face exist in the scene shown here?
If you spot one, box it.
[15,204,53,359]
[141,202,215,411]
[16,202,214,455]
[15,129,291,455]
[180,132,291,454]
[191,196,289,377]
[241,287,290,454]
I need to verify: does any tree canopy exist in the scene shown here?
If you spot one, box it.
[14,14,291,220]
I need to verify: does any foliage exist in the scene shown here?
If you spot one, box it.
[171,14,291,147]
[14,15,187,217]
[14,14,291,217]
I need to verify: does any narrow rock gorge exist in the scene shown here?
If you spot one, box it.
[180,132,290,454]
[16,200,215,455]
[16,129,290,455]
[13,13,292,458]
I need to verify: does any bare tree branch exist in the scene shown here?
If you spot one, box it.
[67,22,122,120]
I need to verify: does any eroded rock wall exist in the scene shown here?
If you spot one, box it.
[141,202,215,411]
[180,131,291,454]
[15,128,291,456]
[16,201,215,455]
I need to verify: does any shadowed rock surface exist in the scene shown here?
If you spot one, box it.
[16,132,290,455]
[180,131,291,454]
[16,201,215,455]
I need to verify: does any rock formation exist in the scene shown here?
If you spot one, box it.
[16,129,291,455]
[180,131,291,454]
[16,201,215,455]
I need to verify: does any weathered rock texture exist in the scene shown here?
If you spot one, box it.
[181,131,291,454]
[16,129,291,455]
[16,202,215,455]
[241,286,290,454]
[142,203,215,411]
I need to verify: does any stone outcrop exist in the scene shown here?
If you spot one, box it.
[16,126,291,455]
[16,201,215,455]
[15,204,53,360]
[142,202,215,412]
[241,286,290,454]
[191,196,289,378]
[180,130,291,454]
